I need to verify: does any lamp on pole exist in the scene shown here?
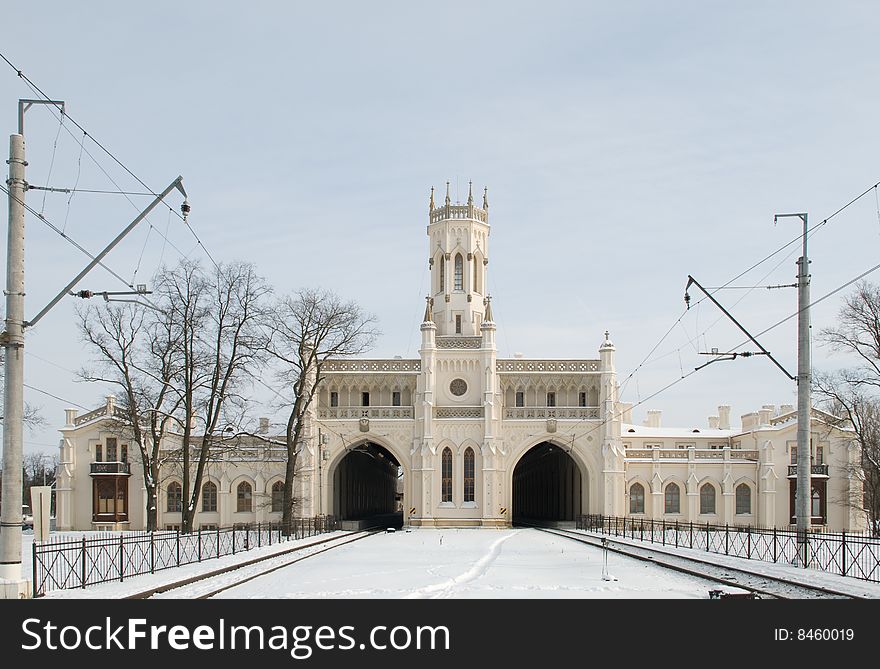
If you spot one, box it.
[775,212,811,563]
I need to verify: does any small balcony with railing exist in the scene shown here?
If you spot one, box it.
[787,463,829,478]
[89,461,131,475]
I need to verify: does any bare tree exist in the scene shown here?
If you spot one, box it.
[78,301,183,531]
[164,261,272,533]
[818,281,880,535]
[265,288,378,532]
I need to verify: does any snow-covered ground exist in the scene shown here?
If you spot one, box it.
[206,528,730,599]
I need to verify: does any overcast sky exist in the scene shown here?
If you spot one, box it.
[4,1,880,454]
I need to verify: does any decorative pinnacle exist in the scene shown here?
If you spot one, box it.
[601,330,615,349]
[429,186,435,212]
[467,181,474,206]
[445,181,451,206]
[483,187,489,209]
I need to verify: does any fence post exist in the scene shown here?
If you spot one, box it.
[32,542,38,597]
[176,529,180,566]
[841,530,847,577]
[706,522,710,553]
[119,534,124,583]
[640,518,644,542]
[258,522,262,548]
[232,526,236,555]
[773,526,777,562]
[747,526,751,560]
[198,527,202,562]
[245,524,250,551]
[662,519,666,545]
[675,521,679,548]
[81,536,87,589]
[689,521,693,549]
[725,524,729,555]
[150,532,155,574]
[217,525,221,558]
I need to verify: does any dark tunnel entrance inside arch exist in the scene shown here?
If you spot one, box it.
[513,442,582,524]
[333,442,403,528]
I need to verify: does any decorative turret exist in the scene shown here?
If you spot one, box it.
[599,330,615,372]
[426,180,490,337]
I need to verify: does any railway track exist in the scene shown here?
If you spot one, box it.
[126,529,383,600]
[531,525,867,599]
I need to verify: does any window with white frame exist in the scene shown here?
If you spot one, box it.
[167,481,182,513]
[237,481,253,512]
[736,483,751,514]
[441,448,453,503]
[699,483,716,514]
[665,483,680,514]
[629,483,645,514]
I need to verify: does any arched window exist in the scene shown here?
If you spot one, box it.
[463,448,475,503]
[736,483,751,514]
[664,483,680,514]
[166,481,182,513]
[441,448,453,503]
[811,487,822,518]
[454,254,463,290]
[629,483,645,514]
[700,483,716,514]
[271,481,284,513]
[439,255,445,293]
[237,481,253,513]
[201,481,217,512]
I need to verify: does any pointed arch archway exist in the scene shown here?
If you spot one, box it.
[511,441,585,523]
[326,437,406,526]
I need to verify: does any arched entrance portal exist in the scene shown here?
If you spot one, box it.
[513,442,582,524]
[333,442,402,527]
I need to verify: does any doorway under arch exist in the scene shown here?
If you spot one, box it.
[332,441,402,526]
[512,442,582,523]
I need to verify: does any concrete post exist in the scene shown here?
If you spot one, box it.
[0,134,30,597]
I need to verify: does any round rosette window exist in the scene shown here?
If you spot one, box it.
[449,378,468,396]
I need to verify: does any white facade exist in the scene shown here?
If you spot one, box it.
[55,187,866,532]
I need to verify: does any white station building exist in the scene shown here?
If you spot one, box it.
[55,185,865,533]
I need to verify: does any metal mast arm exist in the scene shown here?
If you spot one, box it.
[26,176,186,328]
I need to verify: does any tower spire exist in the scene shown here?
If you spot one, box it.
[445,181,451,207]
[467,180,474,205]
[483,187,489,210]
[429,186,435,212]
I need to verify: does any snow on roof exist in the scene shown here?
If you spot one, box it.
[621,424,734,439]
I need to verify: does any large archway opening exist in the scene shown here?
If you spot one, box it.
[333,442,403,528]
[512,442,582,524]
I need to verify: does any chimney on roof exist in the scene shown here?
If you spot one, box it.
[718,405,731,430]
[644,410,662,428]
[780,404,795,415]
[759,405,775,425]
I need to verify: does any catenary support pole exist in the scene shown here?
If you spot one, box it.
[776,212,811,562]
[0,133,27,593]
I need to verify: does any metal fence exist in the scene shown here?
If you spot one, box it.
[577,515,880,583]
[33,516,339,596]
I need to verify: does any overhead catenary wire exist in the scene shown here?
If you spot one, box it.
[1,51,220,273]
[0,182,135,291]
[22,383,90,411]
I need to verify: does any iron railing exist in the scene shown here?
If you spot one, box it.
[577,514,880,583]
[32,516,338,596]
